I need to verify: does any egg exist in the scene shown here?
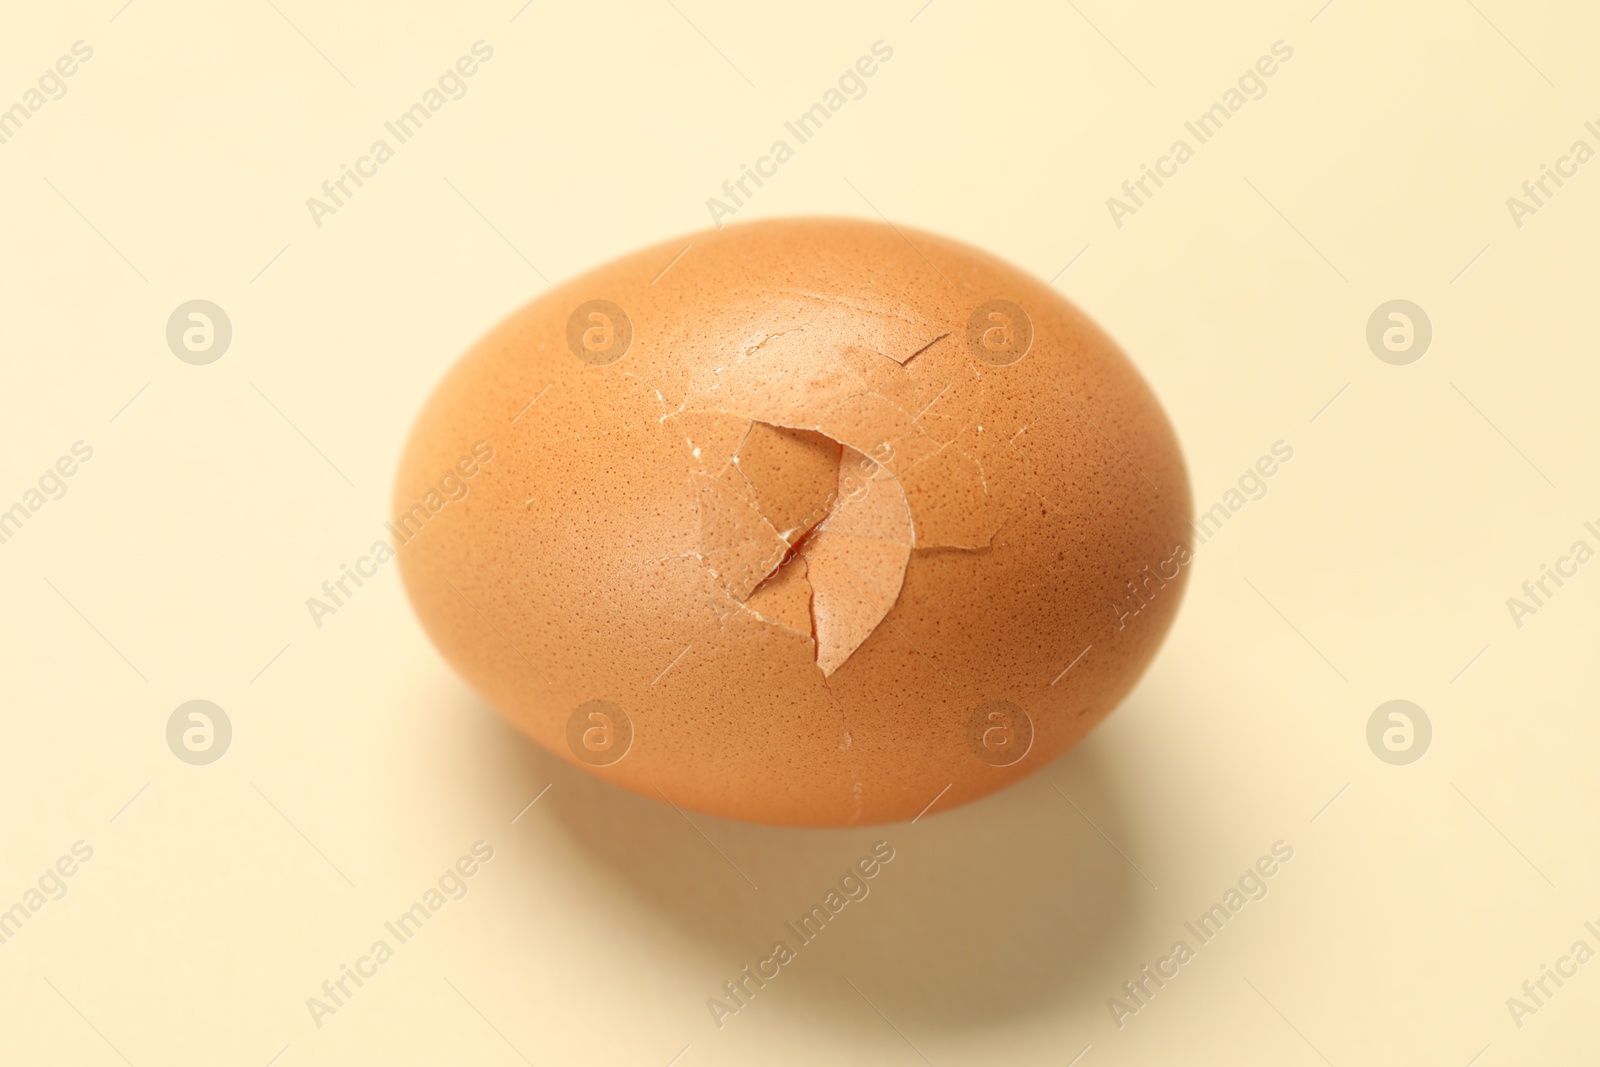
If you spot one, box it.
[395,217,1191,826]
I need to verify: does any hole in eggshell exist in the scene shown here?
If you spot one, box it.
[683,417,913,676]
[660,308,1022,675]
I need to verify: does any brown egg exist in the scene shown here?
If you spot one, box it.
[394,217,1191,826]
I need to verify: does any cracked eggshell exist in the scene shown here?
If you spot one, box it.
[394,217,1191,827]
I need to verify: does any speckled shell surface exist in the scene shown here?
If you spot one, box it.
[394,217,1191,826]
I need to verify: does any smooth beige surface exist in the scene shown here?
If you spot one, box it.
[1,1,1596,1063]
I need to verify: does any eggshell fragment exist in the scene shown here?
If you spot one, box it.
[395,217,1191,826]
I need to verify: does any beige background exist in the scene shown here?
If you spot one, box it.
[2,0,1597,1063]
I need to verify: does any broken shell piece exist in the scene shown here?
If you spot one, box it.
[730,422,839,546]
[693,467,789,602]
[743,555,813,639]
[798,447,913,676]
